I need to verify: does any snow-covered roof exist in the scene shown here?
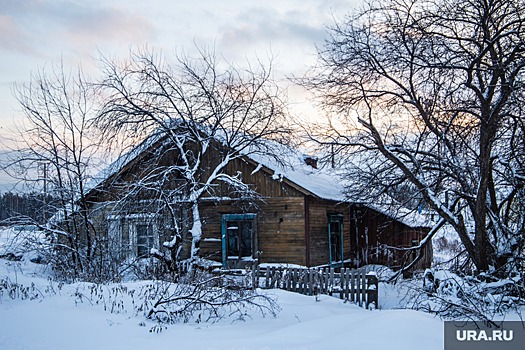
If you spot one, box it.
[88,126,432,229]
[245,142,346,201]
[244,142,431,228]
[85,128,167,194]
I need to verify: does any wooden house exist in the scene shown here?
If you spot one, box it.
[84,133,433,272]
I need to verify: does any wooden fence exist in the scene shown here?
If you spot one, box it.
[251,266,379,309]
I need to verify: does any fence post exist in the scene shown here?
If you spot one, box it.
[329,268,334,296]
[366,272,379,309]
[350,270,355,302]
[344,269,350,300]
[308,269,314,296]
[360,271,366,307]
[251,264,256,289]
[290,268,294,291]
[321,268,326,294]
[302,269,308,295]
[277,267,283,289]
[270,267,277,288]
[354,271,359,306]
[339,269,344,300]
[299,269,305,295]
[295,268,303,294]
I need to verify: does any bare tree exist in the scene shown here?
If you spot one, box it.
[93,48,290,269]
[143,271,279,324]
[5,62,104,279]
[302,0,525,274]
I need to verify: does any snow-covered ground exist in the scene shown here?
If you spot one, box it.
[0,258,443,350]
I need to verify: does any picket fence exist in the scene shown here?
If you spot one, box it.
[250,266,379,309]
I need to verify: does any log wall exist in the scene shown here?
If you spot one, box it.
[199,197,307,266]
[307,197,352,266]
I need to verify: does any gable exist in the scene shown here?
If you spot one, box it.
[214,156,306,198]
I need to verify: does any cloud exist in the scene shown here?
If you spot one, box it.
[0,15,36,55]
[56,4,154,47]
[219,6,326,50]
[0,0,154,57]
[214,4,335,78]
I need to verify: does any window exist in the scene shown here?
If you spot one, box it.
[136,223,156,257]
[128,217,159,258]
[226,221,253,257]
[328,215,344,267]
[107,213,159,259]
[221,214,256,268]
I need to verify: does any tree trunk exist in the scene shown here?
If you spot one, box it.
[189,202,202,258]
[473,120,496,272]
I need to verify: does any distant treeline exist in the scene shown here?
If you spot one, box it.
[0,192,57,225]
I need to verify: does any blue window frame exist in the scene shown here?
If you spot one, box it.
[328,214,344,267]
[221,213,256,268]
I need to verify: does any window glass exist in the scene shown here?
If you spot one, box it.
[136,224,154,257]
[240,221,252,256]
[226,220,253,258]
[329,215,344,265]
[227,224,239,257]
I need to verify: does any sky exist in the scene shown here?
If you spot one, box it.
[0,0,361,191]
[0,0,361,130]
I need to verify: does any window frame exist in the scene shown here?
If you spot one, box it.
[328,214,344,268]
[107,213,159,259]
[128,214,160,258]
[221,213,257,268]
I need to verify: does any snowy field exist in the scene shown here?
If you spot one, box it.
[0,259,443,350]
[0,228,444,350]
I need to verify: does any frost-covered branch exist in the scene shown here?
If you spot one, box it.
[301,0,525,274]
[94,46,290,267]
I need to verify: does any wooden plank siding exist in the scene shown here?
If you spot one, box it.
[305,200,432,269]
[199,197,307,266]
[306,197,352,267]
[211,156,305,199]
[199,158,307,265]
[349,206,432,269]
[257,198,306,265]
[198,155,309,266]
